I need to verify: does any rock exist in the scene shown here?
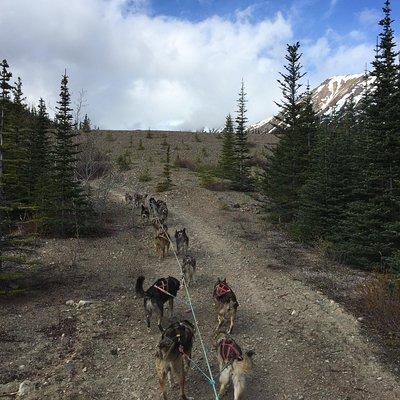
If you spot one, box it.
[77,300,92,308]
[65,362,76,375]
[97,319,104,325]
[110,348,118,356]
[17,380,34,397]
[66,300,74,306]
[0,382,19,396]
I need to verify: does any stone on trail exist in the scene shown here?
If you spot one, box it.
[0,381,19,396]
[17,380,34,397]
[77,300,93,308]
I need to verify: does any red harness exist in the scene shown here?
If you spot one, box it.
[215,282,231,298]
[220,339,242,362]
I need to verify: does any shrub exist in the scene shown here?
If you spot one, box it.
[198,167,229,191]
[201,147,208,158]
[138,139,145,151]
[220,203,230,211]
[358,273,400,346]
[194,133,202,142]
[105,132,115,142]
[174,157,199,172]
[155,181,170,192]
[146,130,153,139]
[76,140,111,181]
[116,151,131,171]
[161,135,169,147]
[139,168,152,182]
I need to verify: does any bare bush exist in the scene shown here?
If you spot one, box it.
[76,134,111,183]
[174,157,199,172]
[91,170,123,217]
[358,273,400,344]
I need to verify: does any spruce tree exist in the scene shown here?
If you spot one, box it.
[29,98,51,215]
[47,72,89,236]
[12,77,26,107]
[295,118,358,242]
[0,61,33,268]
[81,114,91,133]
[163,144,171,187]
[262,42,316,223]
[218,114,236,180]
[157,144,172,192]
[334,0,400,266]
[232,80,252,190]
[0,59,12,195]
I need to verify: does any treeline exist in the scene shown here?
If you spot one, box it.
[0,61,94,266]
[217,0,399,270]
[261,0,400,270]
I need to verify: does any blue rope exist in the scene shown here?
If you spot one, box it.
[151,203,220,399]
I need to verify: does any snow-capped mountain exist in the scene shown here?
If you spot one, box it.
[249,73,375,134]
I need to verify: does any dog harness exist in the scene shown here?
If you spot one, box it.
[215,282,231,298]
[220,338,243,362]
[154,280,175,297]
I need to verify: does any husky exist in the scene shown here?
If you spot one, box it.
[135,276,180,331]
[125,192,133,204]
[156,199,168,222]
[213,278,239,334]
[214,332,255,400]
[141,205,150,222]
[155,232,170,259]
[182,255,196,287]
[149,198,168,222]
[134,193,148,208]
[175,229,189,255]
[156,320,195,400]
[152,219,168,236]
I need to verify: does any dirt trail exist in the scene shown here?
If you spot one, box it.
[1,174,400,400]
[108,181,400,400]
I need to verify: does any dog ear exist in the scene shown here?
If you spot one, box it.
[223,277,226,283]
[183,228,186,233]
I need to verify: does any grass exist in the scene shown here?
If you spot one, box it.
[0,271,25,280]
[138,168,152,182]
[198,166,229,191]
[155,181,171,192]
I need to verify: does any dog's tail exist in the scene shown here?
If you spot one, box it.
[136,276,146,297]
[241,350,255,373]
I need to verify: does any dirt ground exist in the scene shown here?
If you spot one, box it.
[1,131,400,400]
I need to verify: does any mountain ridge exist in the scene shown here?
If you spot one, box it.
[249,73,375,134]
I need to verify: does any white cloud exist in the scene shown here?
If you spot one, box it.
[0,0,375,129]
[324,0,338,19]
[357,8,380,25]
[0,0,294,129]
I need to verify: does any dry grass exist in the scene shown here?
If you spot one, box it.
[358,273,400,346]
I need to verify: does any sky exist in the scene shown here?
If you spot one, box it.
[1,0,399,130]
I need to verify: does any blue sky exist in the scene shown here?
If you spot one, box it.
[1,0,399,130]
[134,0,398,43]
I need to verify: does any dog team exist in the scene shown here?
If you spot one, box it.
[126,191,254,400]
